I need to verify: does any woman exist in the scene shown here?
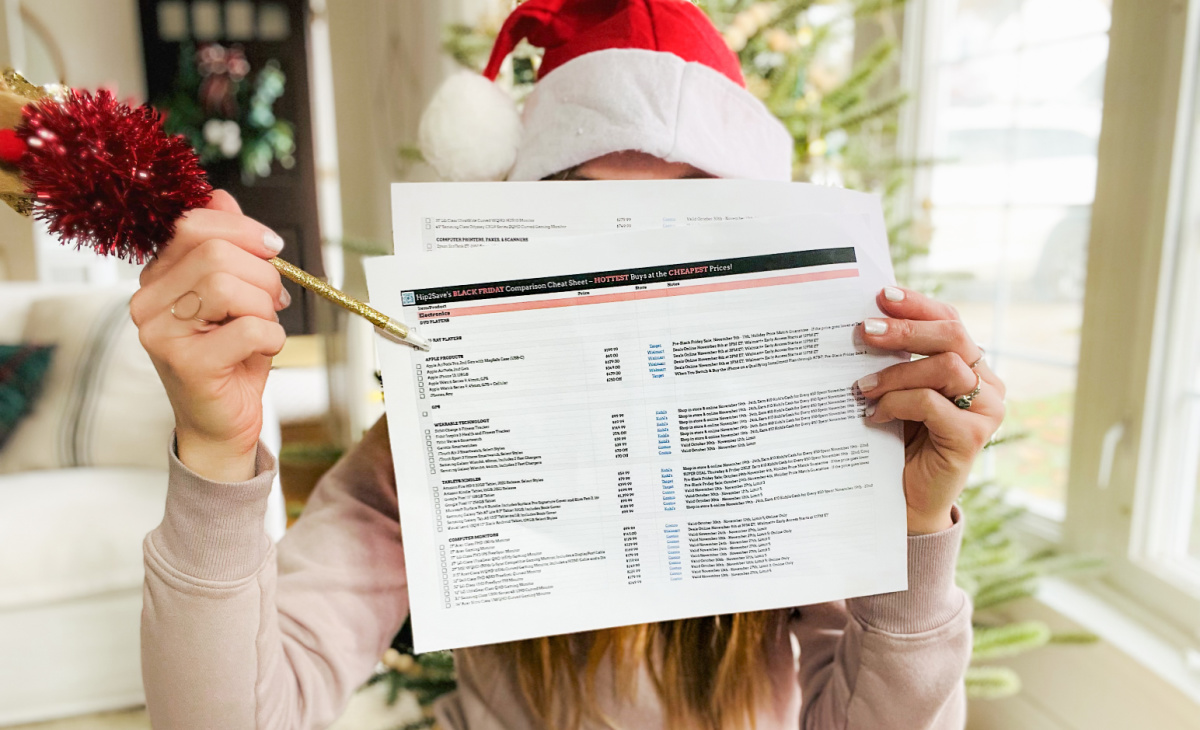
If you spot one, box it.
[134,2,1003,728]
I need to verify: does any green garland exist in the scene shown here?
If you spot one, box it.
[158,42,297,185]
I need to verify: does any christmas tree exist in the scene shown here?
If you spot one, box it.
[370,1,1100,716]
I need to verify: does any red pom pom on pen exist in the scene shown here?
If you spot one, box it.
[14,89,212,264]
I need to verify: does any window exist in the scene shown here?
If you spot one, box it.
[907,0,1200,641]
[154,0,293,43]
[907,0,1113,520]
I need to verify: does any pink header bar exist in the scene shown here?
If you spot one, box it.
[418,268,860,320]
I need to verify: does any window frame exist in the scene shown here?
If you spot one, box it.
[1131,104,1200,607]
[903,0,1200,642]
[1064,0,1200,640]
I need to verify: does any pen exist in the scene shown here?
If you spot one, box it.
[271,257,431,352]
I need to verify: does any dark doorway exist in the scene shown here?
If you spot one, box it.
[137,0,323,335]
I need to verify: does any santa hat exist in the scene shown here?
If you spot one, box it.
[418,0,793,182]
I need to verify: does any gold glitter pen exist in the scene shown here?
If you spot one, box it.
[270,257,431,352]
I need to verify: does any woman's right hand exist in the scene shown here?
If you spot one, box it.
[131,190,289,482]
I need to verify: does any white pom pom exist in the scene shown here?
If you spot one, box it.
[419,71,522,182]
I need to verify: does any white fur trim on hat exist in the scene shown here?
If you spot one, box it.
[510,49,793,182]
[418,71,522,182]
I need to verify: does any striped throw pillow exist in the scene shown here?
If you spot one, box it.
[0,291,175,473]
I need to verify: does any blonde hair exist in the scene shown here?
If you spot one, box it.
[460,610,786,730]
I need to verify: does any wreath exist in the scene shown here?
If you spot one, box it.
[158,42,296,184]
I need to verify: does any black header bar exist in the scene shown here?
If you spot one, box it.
[403,248,855,306]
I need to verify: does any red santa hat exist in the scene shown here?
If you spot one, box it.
[418,0,794,182]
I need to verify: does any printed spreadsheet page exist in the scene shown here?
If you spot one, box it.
[369,184,908,652]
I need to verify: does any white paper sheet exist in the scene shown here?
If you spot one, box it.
[368,182,908,652]
[391,179,888,264]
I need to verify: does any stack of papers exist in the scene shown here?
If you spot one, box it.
[367,181,907,652]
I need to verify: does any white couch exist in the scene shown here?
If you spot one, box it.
[0,283,286,726]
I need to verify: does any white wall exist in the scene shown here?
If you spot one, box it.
[19,0,144,97]
[324,0,494,443]
[326,0,494,265]
[0,0,144,281]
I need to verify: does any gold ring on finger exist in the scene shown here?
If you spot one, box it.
[969,346,986,370]
[170,291,210,324]
[953,371,983,410]
[964,345,984,369]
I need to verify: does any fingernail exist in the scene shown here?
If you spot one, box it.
[865,403,877,417]
[264,231,284,255]
[883,286,905,302]
[856,373,879,392]
[864,318,888,335]
[278,287,291,309]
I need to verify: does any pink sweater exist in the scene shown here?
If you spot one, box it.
[141,417,972,729]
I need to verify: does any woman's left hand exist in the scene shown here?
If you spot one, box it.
[857,287,1006,535]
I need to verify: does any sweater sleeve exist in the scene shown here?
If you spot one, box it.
[141,416,408,730]
[796,506,972,730]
